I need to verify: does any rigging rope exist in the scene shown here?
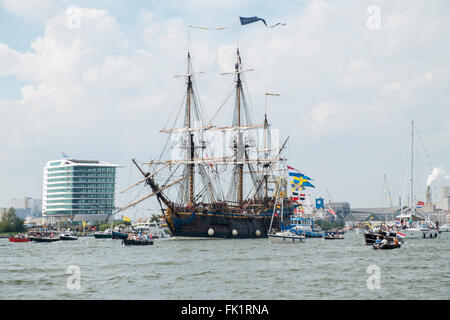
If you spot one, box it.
[415,127,433,173]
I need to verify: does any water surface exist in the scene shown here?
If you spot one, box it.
[1,232,449,299]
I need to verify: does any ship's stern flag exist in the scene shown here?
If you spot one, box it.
[239,16,286,28]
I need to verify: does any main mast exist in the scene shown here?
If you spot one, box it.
[187,52,195,204]
[235,49,244,206]
[264,111,269,199]
[410,120,414,214]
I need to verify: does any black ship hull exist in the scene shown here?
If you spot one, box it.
[166,210,283,239]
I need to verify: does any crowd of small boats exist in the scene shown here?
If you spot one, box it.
[267,215,346,243]
[265,210,444,250]
[9,230,79,243]
[8,220,169,246]
[7,213,444,249]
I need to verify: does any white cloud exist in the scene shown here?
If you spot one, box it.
[0,0,65,22]
[307,101,339,131]
[381,82,401,95]
[0,0,449,208]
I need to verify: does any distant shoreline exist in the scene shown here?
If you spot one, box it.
[0,232,20,238]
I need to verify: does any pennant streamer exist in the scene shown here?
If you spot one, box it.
[239,16,286,28]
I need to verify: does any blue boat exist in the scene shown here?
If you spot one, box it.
[281,216,324,238]
[112,231,131,240]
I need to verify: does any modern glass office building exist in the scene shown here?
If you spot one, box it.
[42,159,121,223]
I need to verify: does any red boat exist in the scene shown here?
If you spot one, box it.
[9,237,30,242]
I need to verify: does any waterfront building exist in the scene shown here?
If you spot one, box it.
[327,202,351,219]
[42,159,121,225]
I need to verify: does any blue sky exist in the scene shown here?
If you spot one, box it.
[0,0,449,217]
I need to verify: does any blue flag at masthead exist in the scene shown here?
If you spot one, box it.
[239,16,286,28]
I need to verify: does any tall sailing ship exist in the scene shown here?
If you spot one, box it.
[118,44,296,238]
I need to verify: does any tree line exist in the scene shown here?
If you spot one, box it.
[0,208,25,233]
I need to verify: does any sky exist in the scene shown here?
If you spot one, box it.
[0,0,449,218]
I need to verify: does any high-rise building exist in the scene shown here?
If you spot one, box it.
[11,197,42,218]
[441,186,450,210]
[42,159,121,224]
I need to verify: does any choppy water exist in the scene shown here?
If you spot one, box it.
[1,232,449,300]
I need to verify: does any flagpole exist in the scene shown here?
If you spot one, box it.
[187,27,190,53]
[236,23,239,49]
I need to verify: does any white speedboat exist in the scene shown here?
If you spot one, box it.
[132,220,170,239]
[268,230,305,243]
[59,229,78,240]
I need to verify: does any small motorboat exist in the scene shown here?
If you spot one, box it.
[59,229,78,240]
[94,232,112,239]
[94,228,112,239]
[324,235,344,240]
[122,239,154,246]
[324,232,344,240]
[268,230,305,243]
[9,237,30,242]
[112,231,131,240]
[364,230,403,244]
[372,242,402,250]
[60,234,78,241]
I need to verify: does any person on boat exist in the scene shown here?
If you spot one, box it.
[381,238,389,246]
[393,237,399,246]
[375,236,382,244]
